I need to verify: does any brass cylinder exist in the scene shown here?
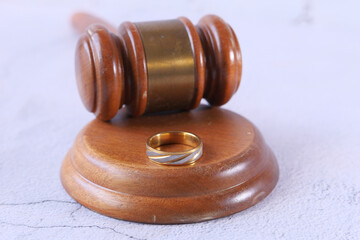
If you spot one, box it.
[135,20,195,113]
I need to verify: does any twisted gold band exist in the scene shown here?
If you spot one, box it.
[146,131,203,166]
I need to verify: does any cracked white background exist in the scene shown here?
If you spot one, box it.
[0,0,359,239]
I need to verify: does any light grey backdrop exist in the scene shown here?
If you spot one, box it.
[0,0,359,239]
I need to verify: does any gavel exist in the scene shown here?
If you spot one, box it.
[74,13,242,120]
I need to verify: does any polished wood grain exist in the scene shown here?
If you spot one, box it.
[118,22,148,117]
[197,15,242,106]
[178,17,206,110]
[73,13,242,120]
[75,25,124,120]
[61,106,279,224]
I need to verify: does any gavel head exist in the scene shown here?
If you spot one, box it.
[75,15,242,120]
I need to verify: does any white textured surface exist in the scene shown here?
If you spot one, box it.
[0,0,359,239]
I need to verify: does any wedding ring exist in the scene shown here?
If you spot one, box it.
[146,131,203,166]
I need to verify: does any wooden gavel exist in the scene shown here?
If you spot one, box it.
[74,13,242,120]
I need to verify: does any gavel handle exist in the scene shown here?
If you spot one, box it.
[71,12,117,34]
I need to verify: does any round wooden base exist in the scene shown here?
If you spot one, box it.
[61,106,279,224]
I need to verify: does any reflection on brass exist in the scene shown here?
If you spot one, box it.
[135,20,195,113]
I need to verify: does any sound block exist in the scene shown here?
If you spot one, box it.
[61,106,279,224]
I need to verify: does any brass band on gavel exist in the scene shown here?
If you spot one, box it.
[135,20,195,113]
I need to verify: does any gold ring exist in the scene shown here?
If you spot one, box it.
[146,131,203,166]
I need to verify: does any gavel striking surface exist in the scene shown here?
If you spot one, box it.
[60,106,279,224]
